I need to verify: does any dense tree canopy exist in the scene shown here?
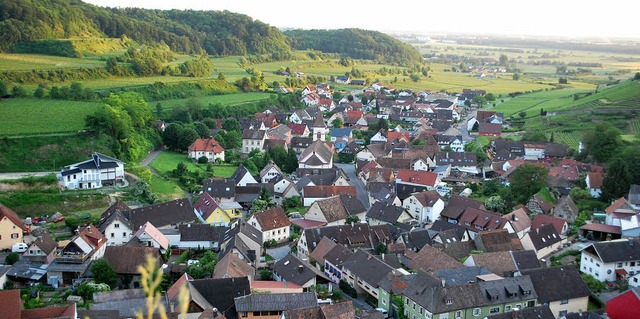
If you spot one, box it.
[582,122,622,163]
[510,164,549,204]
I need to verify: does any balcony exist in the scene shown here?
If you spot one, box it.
[55,252,87,264]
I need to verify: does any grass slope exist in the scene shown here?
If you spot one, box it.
[150,151,236,178]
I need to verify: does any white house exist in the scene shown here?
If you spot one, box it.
[586,172,603,198]
[60,153,124,189]
[520,223,563,259]
[100,211,134,246]
[259,161,284,183]
[580,239,640,282]
[412,157,435,172]
[247,207,291,244]
[311,114,327,141]
[402,190,445,223]
[132,222,169,252]
[299,140,334,169]
[524,144,546,160]
[188,138,225,163]
[242,129,267,154]
[230,165,258,187]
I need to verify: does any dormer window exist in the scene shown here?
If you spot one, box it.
[446,299,453,305]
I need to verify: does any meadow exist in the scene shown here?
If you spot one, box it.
[0,53,105,71]
[0,98,102,136]
[154,92,272,111]
[149,151,236,178]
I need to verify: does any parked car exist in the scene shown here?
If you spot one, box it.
[12,243,28,253]
[53,215,65,223]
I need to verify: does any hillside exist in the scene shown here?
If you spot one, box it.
[285,28,423,65]
[0,0,289,57]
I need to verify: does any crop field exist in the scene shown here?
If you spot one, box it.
[629,119,640,133]
[0,98,102,136]
[0,53,105,71]
[553,131,582,149]
[491,88,589,117]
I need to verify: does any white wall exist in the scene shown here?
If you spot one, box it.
[104,222,132,246]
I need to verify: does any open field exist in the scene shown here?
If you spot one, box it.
[0,98,102,136]
[154,92,272,110]
[149,151,236,178]
[0,53,105,71]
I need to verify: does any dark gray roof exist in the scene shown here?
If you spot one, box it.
[367,202,408,224]
[323,243,354,268]
[440,195,485,220]
[400,229,433,251]
[339,194,366,216]
[434,266,492,286]
[130,198,195,229]
[203,178,236,199]
[527,223,562,251]
[179,224,215,241]
[242,129,266,140]
[64,153,122,176]
[430,220,468,242]
[272,254,325,286]
[341,250,394,287]
[522,267,591,303]
[190,277,250,319]
[91,289,166,318]
[230,165,254,184]
[302,224,393,254]
[511,250,542,271]
[487,305,555,319]
[586,239,640,263]
[234,292,318,312]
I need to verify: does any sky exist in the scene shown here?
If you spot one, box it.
[84,0,639,39]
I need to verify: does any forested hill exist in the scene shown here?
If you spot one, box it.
[0,0,289,56]
[285,28,423,65]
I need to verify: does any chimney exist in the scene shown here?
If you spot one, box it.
[212,307,218,315]
[441,278,446,287]
[298,265,304,273]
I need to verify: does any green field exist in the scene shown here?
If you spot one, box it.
[0,98,102,136]
[0,53,105,71]
[149,151,236,178]
[149,175,184,201]
[154,92,272,110]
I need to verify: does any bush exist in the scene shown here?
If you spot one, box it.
[5,253,19,265]
[260,269,273,280]
[581,274,606,293]
[339,280,358,298]
[198,156,208,164]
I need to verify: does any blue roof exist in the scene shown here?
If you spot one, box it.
[330,127,352,137]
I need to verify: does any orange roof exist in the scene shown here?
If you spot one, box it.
[346,110,363,118]
[133,222,169,250]
[0,203,26,231]
[188,138,225,153]
[167,273,193,301]
[605,197,631,215]
[22,304,76,319]
[588,172,604,188]
[396,169,438,187]
[253,207,291,231]
[0,290,22,319]
[387,131,411,142]
[77,224,107,249]
[251,280,302,290]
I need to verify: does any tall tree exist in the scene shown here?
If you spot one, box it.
[510,164,548,204]
[620,145,640,184]
[582,122,622,163]
[602,158,630,201]
[92,258,118,289]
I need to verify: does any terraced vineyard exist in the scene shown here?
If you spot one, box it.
[553,131,582,150]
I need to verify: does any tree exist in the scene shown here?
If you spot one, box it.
[510,164,548,204]
[522,128,548,143]
[634,72,640,81]
[602,158,630,201]
[178,127,199,151]
[171,105,192,124]
[174,162,189,177]
[92,258,118,289]
[4,252,19,265]
[163,123,183,150]
[518,111,526,119]
[619,145,640,184]
[11,85,28,97]
[332,118,343,128]
[582,122,622,163]
[192,122,210,139]
[512,73,521,81]
[33,86,46,98]
[485,93,496,101]
[0,80,8,97]
[284,147,299,173]
[472,95,486,106]
[485,196,506,212]
[222,118,241,132]
[499,54,509,67]
[345,215,360,224]
[186,251,217,279]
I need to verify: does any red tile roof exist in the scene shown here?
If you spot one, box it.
[531,214,567,234]
[605,197,634,215]
[287,123,308,136]
[396,169,438,187]
[167,273,193,302]
[253,207,291,231]
[588,172,604,188]
[188,138,225,153]
[303,185,357,198]
[346,110,363,118]
[579,223,622,234]
[0,290,22,319]
[21,304,76,319]
[478,122,502,134]
[387,131,411,142]
[0,203,26,231]
[289,218,327,229]
[194,192,221,221]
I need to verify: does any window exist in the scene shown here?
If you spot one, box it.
[111,233,114,238]
[632,261,636,267]
[490,307,500,314]
[11,233,19,239]
[114,223,120,228]
[617,262,623,268]
[123,232,127,237]
[560,299,568,305]
[559,310,568,317]
[455,310,463,318]
[472,308,481,316]
[505,305,511,312]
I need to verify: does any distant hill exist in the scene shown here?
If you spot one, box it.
[0,0,289,56]
[284,28,423,65]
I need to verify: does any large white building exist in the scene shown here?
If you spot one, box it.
[60,153,124,189]
[580,239,640,282]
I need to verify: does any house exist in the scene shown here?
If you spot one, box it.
[330,127,352,142]
[247,207,291,244]
[456,208,515,238]
[429,220,471,243]
[306,195,366,226]
[299,140,334,169]
[520,223,563,259]
[366,201,413,225]
[260,161,284,183]
[178,224,218,249]
[606,287,640,319]
[104,245,163,289]
[524,143,546,160]
[297,224,392,259]
[526,193,554,215]
[521,267,591,318]
[219,223,264,268]
[580,238,640,282]
[235,292,318,319]
[266,124,293,146]
[0,203,27,250]
[250,280,303,294]
[272,254,327,289]
[440,195,486,223]
[318,98,336,112]
[0,290,77,319]
[487,306,555,319]
[311,113,328,141]
[435,135,465,152]
[341,250,395,299]
[396,169,439,190]
[271,177,300,205]
[586,172,603,198]
[464,250,540,277]
[242,129,267,154]
[531,214,569,235]
[60,152,125,189]
[287,122,310,137]
[291,137,313,156]
[195,192,241,226]
[398,229,434,252]
[180,277,251,319]
[289,109,312,124]
[47,224,107,285]
[474,229,523,253]
[478,123,502,136]
[336,75,351,84]
[23,232,57,264]
[402,190,445,223]
[99,201,134,246]
[552,196,579,224]
[604,197,639,238]
[302,186,356,207]
[407,245,464,272]
[131,221,169,251]
[435,151,478,174]
[503,206,532,238]
[402,271,537,319]
[231,165,259,187]
[129,198,196,229]
[213,252,254,280]
[188,138,225,163]
[283,300,359,319]
[629,184,640,210]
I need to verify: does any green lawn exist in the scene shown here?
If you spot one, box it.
[149,175,184,201]
[149,151,236,178]
[0,98,102,136]
[154,92,272,111]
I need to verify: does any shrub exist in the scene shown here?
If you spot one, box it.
[5,253,19,265]
[198,156,208,164]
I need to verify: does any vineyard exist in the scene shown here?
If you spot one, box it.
[553,131,582,150]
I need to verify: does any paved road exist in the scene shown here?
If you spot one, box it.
[0,171,57,181]
[336,163,370,209]
[330,283,374,310]
[458,108,476,143]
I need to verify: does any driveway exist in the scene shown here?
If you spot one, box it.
[336,163,370,209]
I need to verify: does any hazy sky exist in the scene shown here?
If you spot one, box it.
[84,0,638,39]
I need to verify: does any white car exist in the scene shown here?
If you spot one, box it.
[11,243,28,253]
[375,308,389,319]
